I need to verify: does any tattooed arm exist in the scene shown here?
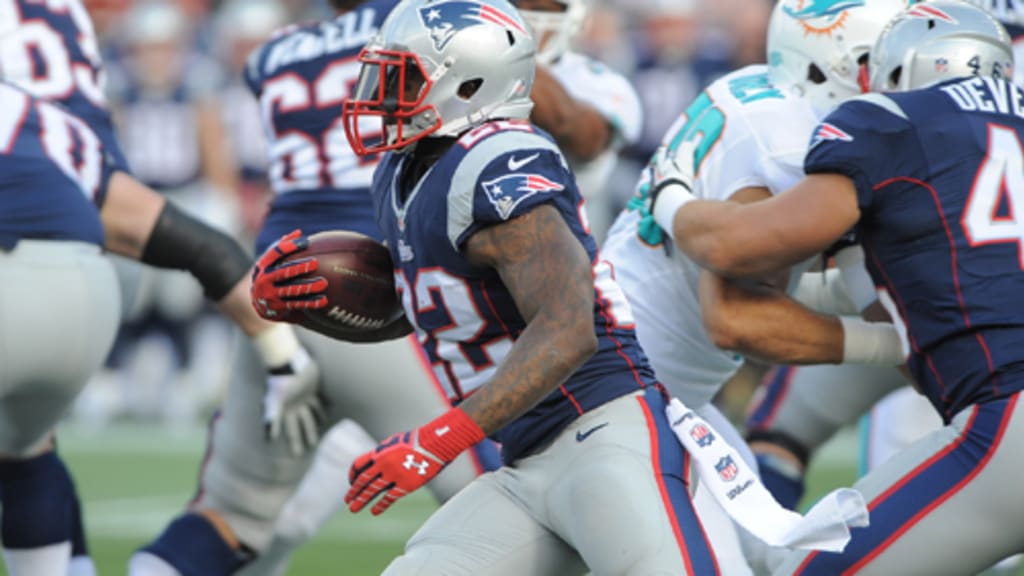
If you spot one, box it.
[459,204,599,434]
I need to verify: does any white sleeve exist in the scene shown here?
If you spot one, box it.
[834,245,878,312]
[792,269,859,316]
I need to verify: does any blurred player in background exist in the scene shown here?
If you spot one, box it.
[100,0,241,425]
[0,1,322,573]
[259,0,723,573]
[649,2,1024,571]
[130,2,497,575]
[514,0,642,243]
[214,0,286,245]
[0,80,121,576]
[599,0,906,567]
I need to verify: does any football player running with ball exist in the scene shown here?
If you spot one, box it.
[257,0,719,574]
[649,2,1024,573]
[131,2,498,576]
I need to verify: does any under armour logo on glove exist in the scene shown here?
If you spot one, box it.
[402,455,431,475]
[345,408,486,515]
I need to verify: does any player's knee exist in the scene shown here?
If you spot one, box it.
[268,500,319,546]
[746,429,808,510]
[195,455,304,551]
[0,451,75,548]
[132,512,253,576]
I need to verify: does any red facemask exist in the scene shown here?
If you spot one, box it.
[342,48,440,156]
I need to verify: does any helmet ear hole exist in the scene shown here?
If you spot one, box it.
[458,79,484,100]
[808,64,827,85]
[507,30,515,45]
[888,65,902,88]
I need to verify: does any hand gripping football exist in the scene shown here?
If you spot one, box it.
[284,230,404,340]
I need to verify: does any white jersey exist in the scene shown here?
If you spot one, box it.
[548,51,642,198]
[603,65,820,407]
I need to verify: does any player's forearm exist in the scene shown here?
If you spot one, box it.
[215,276,275,337]
[460,205,598,435]
[530,66,609,160]
[458,312,597,435]
[703,276,846,365]
[671,199,811,278]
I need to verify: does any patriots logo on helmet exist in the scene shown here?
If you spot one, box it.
[715,455,740,482]
[689,423,715,448]
[906,3,958,23]
[809,122,853,149]
[419,1,527,51]
[483,173,564,220]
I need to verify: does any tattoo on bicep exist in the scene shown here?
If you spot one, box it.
[461,204,597,432]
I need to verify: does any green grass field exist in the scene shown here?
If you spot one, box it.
[24,421,1018,575]
[37,421,856,575]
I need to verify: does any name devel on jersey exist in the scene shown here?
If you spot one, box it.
[371,121,657,462]
[804,78,1024,421]
[245,0,399,253]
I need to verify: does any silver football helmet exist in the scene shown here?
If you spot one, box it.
[868,0,1013,92]
[342,0,536,155]
[767,0,911,117]
[514,0,587,65]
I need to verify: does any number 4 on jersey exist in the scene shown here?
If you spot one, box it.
[962,124,1024,269]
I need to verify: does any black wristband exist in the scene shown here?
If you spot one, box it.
[140,202,252,301]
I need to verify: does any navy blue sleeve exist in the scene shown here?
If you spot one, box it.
[804,96,918,213]
[243,43,267,97]
[455,140,573,248]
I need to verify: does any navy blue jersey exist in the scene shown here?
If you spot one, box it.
[371,121,658,463]
[804,79,1024,421]
[245,0,398,254]
[0,82,110,249]
[106,59,219,191]
[0,0,130,173]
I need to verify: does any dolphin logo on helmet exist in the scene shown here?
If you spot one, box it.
[784,0,865,21]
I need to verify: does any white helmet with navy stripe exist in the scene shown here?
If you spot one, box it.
[343,0,536,156]
[767,0,911,116]
[868,0,1013,92]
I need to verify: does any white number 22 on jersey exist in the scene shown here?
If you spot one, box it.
[962,124,1024,269]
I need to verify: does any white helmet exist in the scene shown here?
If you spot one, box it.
[343,0,536,155]
[767,0,910,116]
[868,0,1013,92]
[513,0,587,65]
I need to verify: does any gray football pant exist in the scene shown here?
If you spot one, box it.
[748,364,907,452]
[771,391,1024,575]
[192,328,482,550]
[384,390,717,576]
[0,240,119,456]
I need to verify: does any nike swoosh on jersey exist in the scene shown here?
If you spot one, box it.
[575,422,609,442]
[507,152,540,171]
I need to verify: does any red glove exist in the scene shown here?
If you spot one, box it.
[345,408,485,515]
[251,229,328,322]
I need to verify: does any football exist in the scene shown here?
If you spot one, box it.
[285,230,404,340]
